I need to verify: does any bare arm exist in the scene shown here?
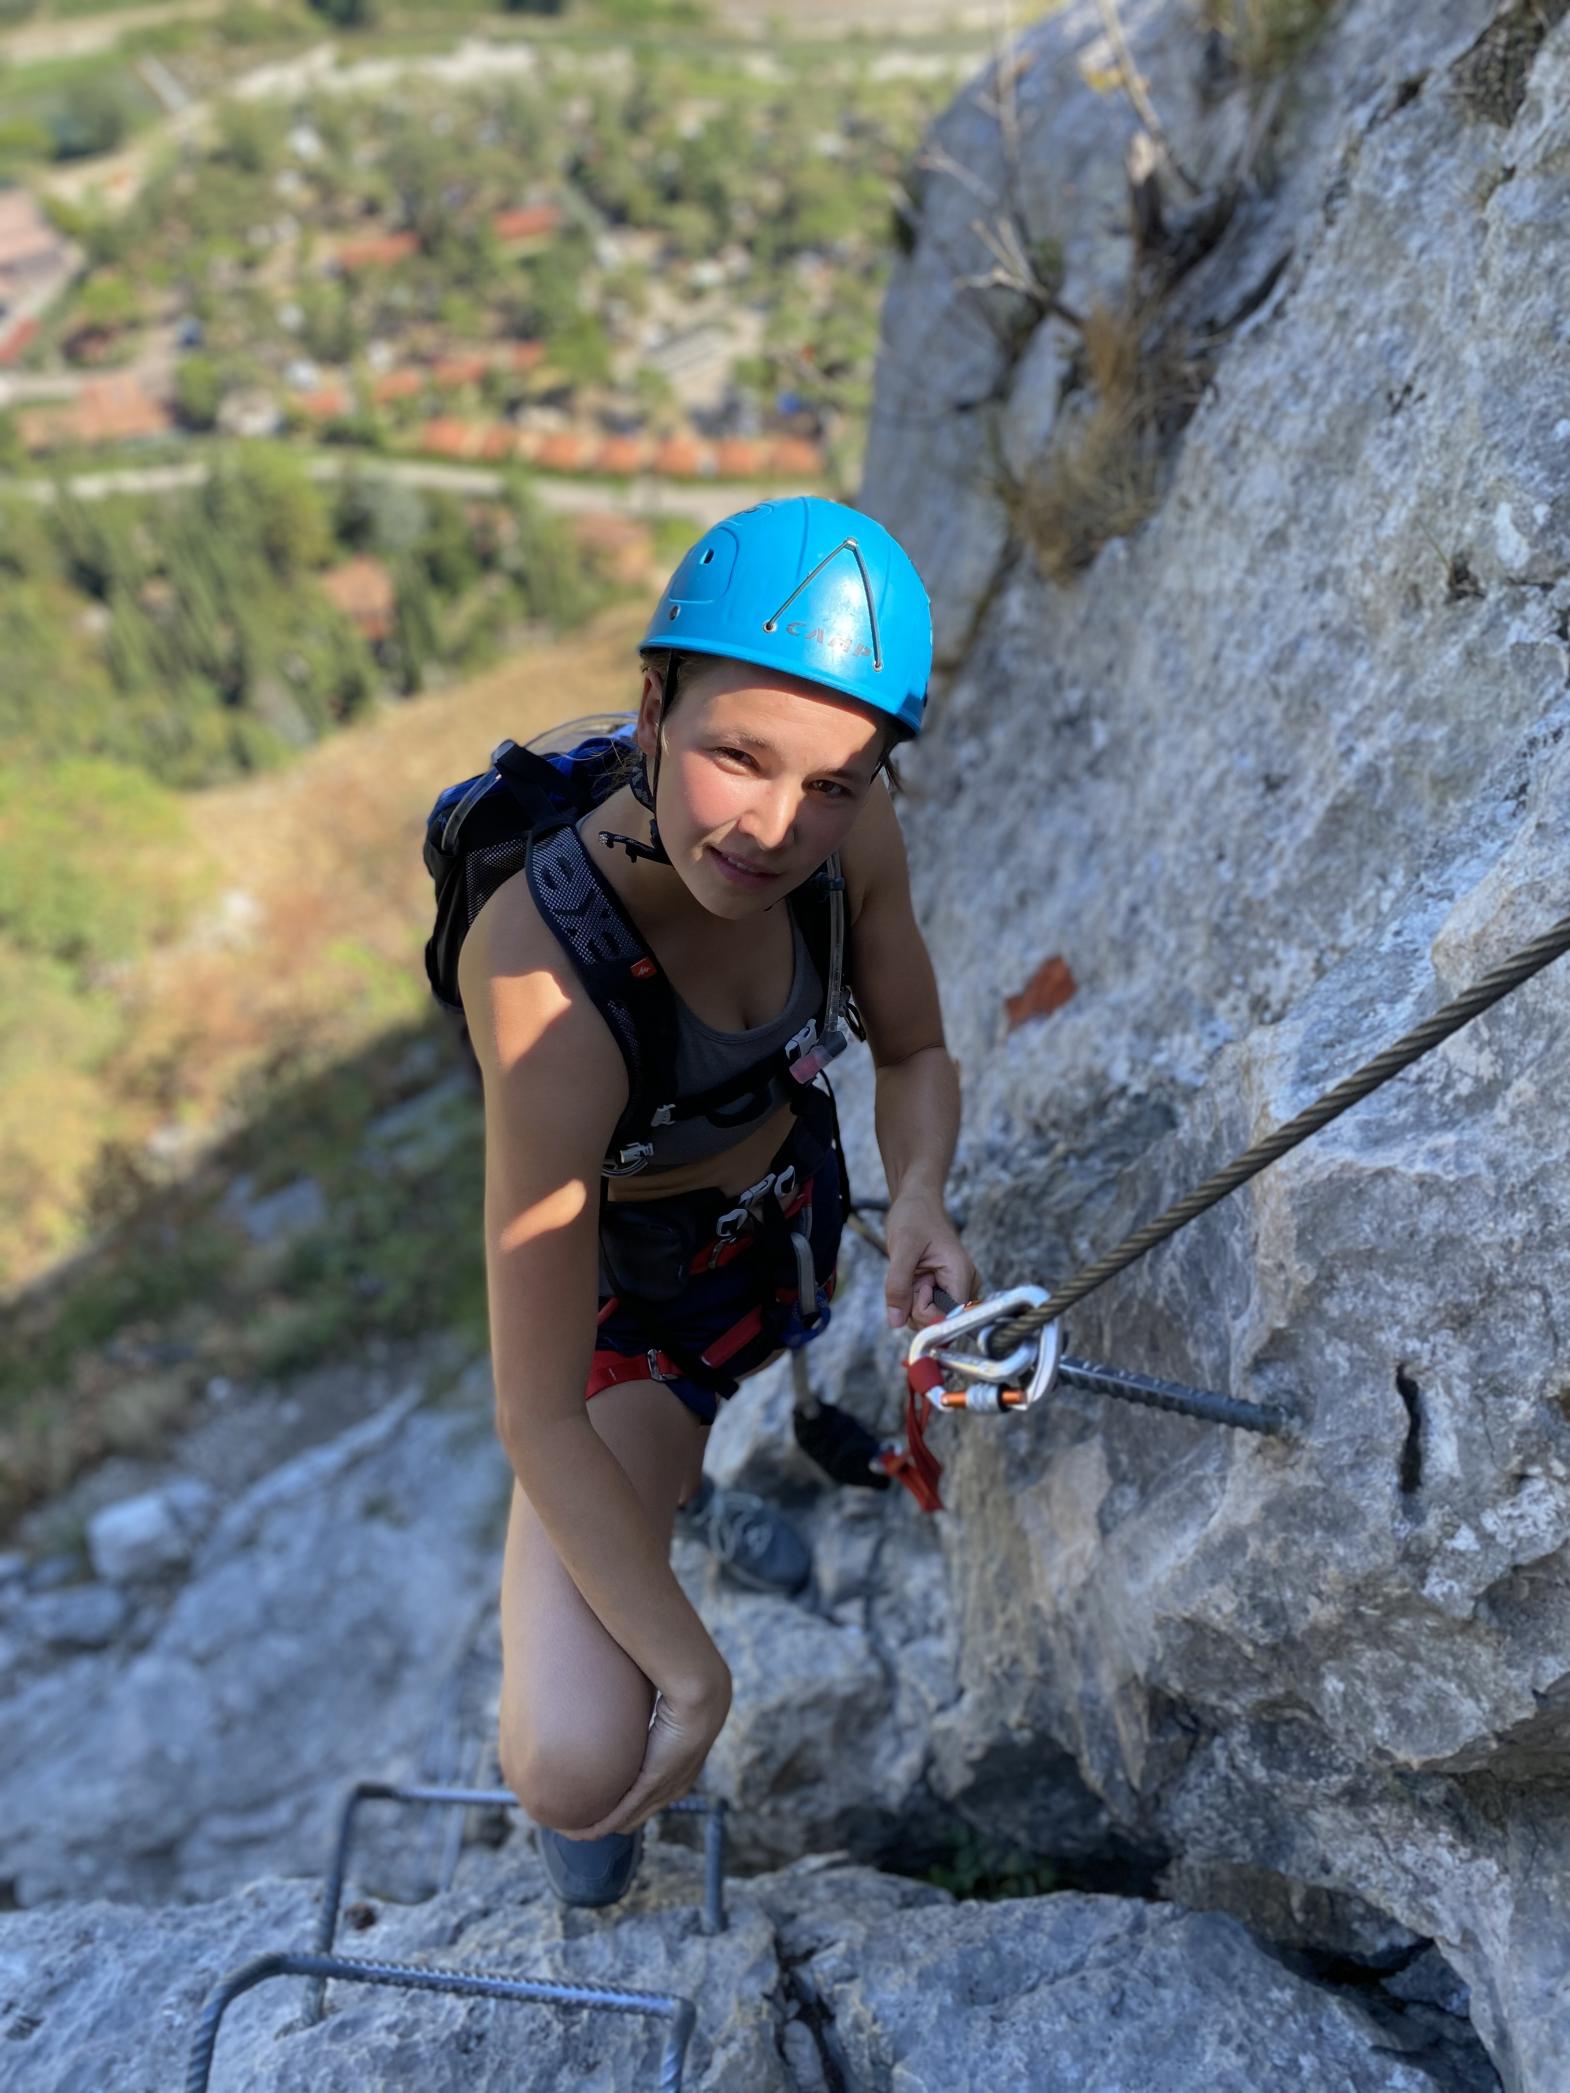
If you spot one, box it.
[841,778,978,1321]
[460,882,730,1708]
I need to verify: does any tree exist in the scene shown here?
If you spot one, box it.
[212,97,282,179]
[201,449,335,583]
[417,491,480,597]
[299,281,361,366]
[307,0,379,25]
[50,78,132,161]
[74,273,140,339]
[174,355,223,431]
[390,553,439,694]
[0,115,53,174]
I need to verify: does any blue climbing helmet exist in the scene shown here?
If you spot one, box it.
[640,495,932,740]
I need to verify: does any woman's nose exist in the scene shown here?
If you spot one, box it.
[741,783,798,853]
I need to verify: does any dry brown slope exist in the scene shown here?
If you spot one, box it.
[121,604,647,1137]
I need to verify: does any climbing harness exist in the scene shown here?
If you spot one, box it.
[871,911,1570,1512]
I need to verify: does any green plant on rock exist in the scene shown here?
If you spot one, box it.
[1201,0,1338,76]
[922,1823,1059,1902]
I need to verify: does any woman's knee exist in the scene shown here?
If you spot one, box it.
[499,1724,646,1833]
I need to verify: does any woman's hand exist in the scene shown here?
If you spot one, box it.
[883,1190,980,1331]
[563,1665,733,1840]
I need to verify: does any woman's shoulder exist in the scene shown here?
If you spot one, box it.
[458,866,627,1102]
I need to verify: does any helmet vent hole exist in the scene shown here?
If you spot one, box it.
[700,548,714,565]
[668,605,680,620]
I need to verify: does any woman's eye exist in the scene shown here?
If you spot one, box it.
[715,747,847,798]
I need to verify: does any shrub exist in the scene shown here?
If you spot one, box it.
[1202,0,1338,76]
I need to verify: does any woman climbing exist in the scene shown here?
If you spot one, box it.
[458,496,978,1908]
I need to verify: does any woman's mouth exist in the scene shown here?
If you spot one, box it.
[708,845,778,888]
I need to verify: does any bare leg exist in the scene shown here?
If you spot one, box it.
[497,1378,709,1833]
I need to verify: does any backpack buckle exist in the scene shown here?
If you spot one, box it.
[605,1140,655,1176]
[789,1011,852,1083]
[784,1019,818,1063]
[649,1102,675,1127]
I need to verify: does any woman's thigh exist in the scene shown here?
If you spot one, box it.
[497,1377,709,1827]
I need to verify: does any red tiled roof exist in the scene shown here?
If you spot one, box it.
[569,510,649,554]
[763,435,826,477]
[491,204,561,245]
[335,230,420,272]
[371,367,424,402]
[594,432,650,475]
[417,417,486,458]
[0,313,40,368]
[535,429,595,472]
[653,434,715,478]
[18,375,175,449]
[568,509,654,581]
[76,376,172,444]
[293,384,351,420]
[432,350,493,389]
[319,553,396,641]
[714,437,766,478]
[476,424,515,460]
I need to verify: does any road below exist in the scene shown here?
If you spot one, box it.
[5,446,786,528]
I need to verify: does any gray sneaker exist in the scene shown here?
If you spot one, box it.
[677,1480,811,1597]
[535,1823,644,1908]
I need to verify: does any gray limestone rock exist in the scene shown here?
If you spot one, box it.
[0,1382,512,1907]
[0,1844,1485,2093]
[19,1581,129,1651]
[86,1476,217,1582]
[857,1,1570,2086]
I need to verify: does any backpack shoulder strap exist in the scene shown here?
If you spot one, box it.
[523,820,683,1173]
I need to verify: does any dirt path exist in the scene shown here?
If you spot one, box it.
[0,0,235,67]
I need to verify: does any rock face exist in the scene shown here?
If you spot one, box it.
[0,1268,1494,2089]
[0,1843,1491,2092]
[856,2,1570,2089]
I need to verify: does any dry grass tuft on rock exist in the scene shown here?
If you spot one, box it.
[1201,0,1340,76]
[1007,301,1206,582]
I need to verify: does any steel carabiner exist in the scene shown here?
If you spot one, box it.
[908,1285,1063,1411]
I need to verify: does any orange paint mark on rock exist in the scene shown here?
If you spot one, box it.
[1004,955,1077,1030]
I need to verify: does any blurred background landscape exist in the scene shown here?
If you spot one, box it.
[0,0,1000,1543]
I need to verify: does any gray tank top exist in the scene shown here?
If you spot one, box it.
[642,904,824,1170]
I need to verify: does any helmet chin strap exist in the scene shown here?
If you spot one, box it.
[599,664,675,867]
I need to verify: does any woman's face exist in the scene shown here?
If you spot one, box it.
[636,657,887,918]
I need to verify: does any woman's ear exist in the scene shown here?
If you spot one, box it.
[635,665,664,762]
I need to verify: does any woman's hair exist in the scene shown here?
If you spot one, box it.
[625,647,904,797]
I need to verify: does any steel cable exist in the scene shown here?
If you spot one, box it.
[983,912,1570,1358]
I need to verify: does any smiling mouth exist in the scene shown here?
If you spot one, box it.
[712,847,777,877]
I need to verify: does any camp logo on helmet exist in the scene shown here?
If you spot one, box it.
[784,622,874,657]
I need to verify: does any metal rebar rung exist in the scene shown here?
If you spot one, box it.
[1057,1356,1291,1436]
[187,1949,696,2093]
[308,1781,729,2026]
